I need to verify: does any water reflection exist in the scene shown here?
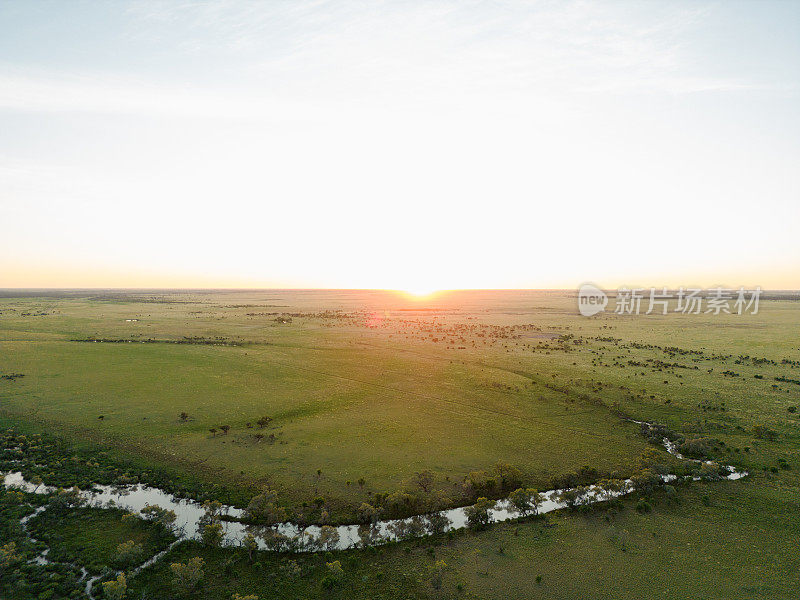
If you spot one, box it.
[3,424,747,553]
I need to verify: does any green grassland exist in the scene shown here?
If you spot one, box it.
[126,481,799,600]
[0,291,659,515]
[26,507,175,575]
[1,289,799,598]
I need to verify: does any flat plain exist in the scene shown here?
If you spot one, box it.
[1,289,798,598]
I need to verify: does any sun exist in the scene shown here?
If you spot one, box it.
[402,286,439,298]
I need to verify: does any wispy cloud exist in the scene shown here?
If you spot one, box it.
[0,0,783,120]
[122,0,765,96]
[1,1,798,288]
[0,69,287,118]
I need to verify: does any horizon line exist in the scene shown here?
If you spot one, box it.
[2,287,799,293]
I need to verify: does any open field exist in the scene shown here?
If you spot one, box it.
[1,289,799,598]
[125,481,799,600]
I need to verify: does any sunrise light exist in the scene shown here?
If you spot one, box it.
[404,287,438,299]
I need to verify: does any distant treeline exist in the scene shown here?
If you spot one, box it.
[71,337,243,346]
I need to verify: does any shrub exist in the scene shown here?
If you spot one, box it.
[465,497,495,529]
[201,522,224,547]
[413,470,436,493]
[140,504,177,532]
[101,573,127,600]
[431,559,446,589]
[639,448,668,474]
[244,487,287,525]
[317,525,340,551]
[0,542,19,569]
[753,425,778,441]
[698,462,724,480]
[171,557,205,596]
[115,540,144,566]
[557,486,588,509]
[321,560,344,588]
[508,488,543,516]
[494,461,523,493]
[678,437,716,459]
[357,502,379,524]
[630,469,662,495]
[425,511,451,535]
[242,533,258,561]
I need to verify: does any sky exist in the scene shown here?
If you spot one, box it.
[1,0,798,291]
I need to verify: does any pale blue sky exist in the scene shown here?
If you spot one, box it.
[1,1,798,289]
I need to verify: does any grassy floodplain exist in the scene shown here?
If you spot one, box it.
[1,288,799,599]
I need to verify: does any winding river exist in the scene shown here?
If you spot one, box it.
[3,421,747,555]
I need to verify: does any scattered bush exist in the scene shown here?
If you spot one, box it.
[508,488,544,516]
[101,573,127,600]
[170,556,205,597]
[115,540,144,567]
[465,497,495,529]
[678,437,717,459]
[244,488,287,525]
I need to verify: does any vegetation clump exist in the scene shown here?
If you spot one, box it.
[170,556,205,597]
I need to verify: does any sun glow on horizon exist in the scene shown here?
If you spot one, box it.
[401,287,440,299]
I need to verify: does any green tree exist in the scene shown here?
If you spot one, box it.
[494,461,523,492]
[317,525,340,550]
[101,573,127,600]
[201,522,224,547]
[141,504,177,532]
[465,497,495,529]
[199,500,224,547]
[115,540,144,566]
[557,485,588,509]
[321,560,344,589]
[357,523,382,547]
[244,487,287,525]
[630,469,662,495]
[413,470,436,493]
[48,486,85,510]
[242,533,258,561]
[508,487,543,516]
[280,560,301,579]
[0,542,19,569]
[597,478,627,500]
[171,557,205,597]
[357,502,379,524]
[425,510,451,535]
